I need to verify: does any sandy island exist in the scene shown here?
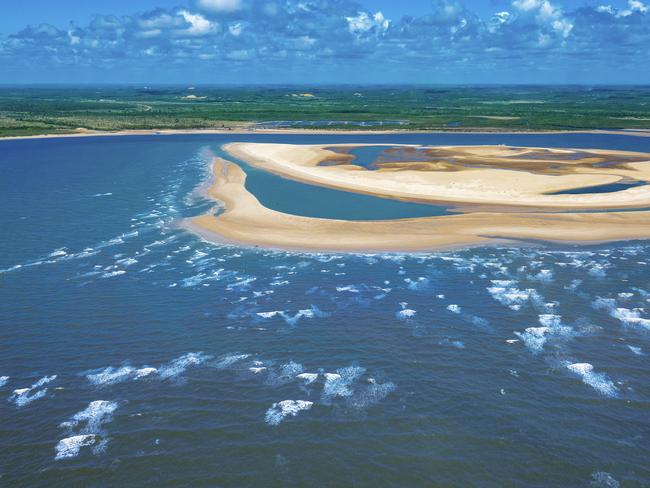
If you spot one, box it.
[188,147,650,252]
[225,143,650,210]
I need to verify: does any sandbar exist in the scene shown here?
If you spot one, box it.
[188,156,650,253]
[225,143,650,211]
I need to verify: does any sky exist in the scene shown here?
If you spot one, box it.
[1,0,648,84]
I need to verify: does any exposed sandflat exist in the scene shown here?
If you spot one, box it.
[189,157,650,253]
[225,143,650,210]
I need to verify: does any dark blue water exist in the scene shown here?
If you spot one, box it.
[1,133,650,487]
[550,180,647,195]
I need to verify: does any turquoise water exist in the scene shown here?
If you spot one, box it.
[342,145,390,169]
[1,133,650,487]
[218,147,454,220]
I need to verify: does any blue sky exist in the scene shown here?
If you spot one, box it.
[1,0,648,84]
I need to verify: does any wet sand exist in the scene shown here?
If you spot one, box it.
[188,157,650,253]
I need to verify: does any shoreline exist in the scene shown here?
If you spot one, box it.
[2,127,650,142]
[187,157,650,253]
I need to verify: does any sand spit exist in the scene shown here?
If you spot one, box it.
[2,128,650,142]
[188,156,650,253]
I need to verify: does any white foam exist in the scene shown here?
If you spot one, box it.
[538,314,562,328]
[283,306,327,326]
[566,363,618,397]
[55,434,97,460]
[514,327,550,354]
[447,304,461,314]
[56,400,118,460]
[0,264,23,274]
[158,352,212,379]
[565,279,582,292]
[249,367,267,374]
[627,345,644,356]
[0,376,8,388]
[397,309,416,319]
[257,306,327,326]
[48,248,68,258]
[336,285,359,293]
[265,400,313,426]
[257,311,283,319]
[10,388,47,407]
[115,257,138,267]
[280,361,304,376]
[405,277,430,290]
[348,381,396,409]
[613,308,650,329]
[588,264,608,278]
[487,284,542,311]
[321,366,365,402]
[515,314,573,353]
[60,400,118,433]
[270,280,289,287]
[135,367,158,379]
[86,366,136,386]
[532,269,554,282]
[101,270,126,278]
[590,471,620,488]
[226,276,257,291]
[594,297,650,329]
[9,375,56,407]
[296,373,319,384]
[214,354,251,369]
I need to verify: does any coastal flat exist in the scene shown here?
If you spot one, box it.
[225,143,650,210]
[190,154,650,253]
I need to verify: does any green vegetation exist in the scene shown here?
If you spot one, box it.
[1,85,649,137]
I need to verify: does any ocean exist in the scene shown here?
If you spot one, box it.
[1,133,649,487]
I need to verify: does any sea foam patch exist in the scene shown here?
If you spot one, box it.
[590,471,620,488]
[321,366,366,403]
[265,400,313,426]
[487,282,544,311]
[255,305,328,326]
[9,375,57,407]
[85,365,159,386]
[515,315,573,354]
[158,352,212,379]
[593,297,650,330]
[214,353,251,369]
[55,434,97,461]
[56,400,118,460]
[566,363,618,397]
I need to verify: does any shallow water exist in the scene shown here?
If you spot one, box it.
[218,146,454,220]
[550,180,647,195]
[1,133,649,487]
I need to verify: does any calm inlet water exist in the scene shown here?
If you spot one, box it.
[1,133,649,487]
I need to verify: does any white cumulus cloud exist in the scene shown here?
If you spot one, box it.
[346,11,389,35]
[178,11,217,36]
